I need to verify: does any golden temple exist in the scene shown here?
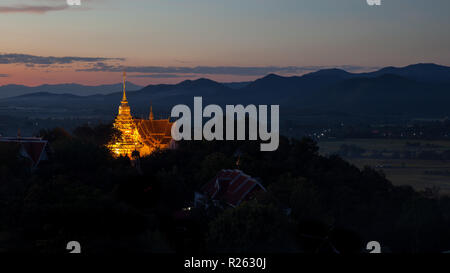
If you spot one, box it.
[108,71,173,157]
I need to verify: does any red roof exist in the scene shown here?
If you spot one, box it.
[0,137,48,168]
[201,169,266,207]
[21,142,46,165]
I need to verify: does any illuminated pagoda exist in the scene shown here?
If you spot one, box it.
[109,71,173,157]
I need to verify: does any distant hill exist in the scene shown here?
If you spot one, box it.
[222,81,252,89]
[307,74,450,115]
[0,82,142,99]
[358,63,450,84]
[1,63,450,119]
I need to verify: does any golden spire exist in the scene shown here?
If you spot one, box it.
[122,70,127,102]
[149,104,154,120]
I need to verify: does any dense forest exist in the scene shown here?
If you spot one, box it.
[1,123,450,253]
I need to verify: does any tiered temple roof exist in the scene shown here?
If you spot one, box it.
[134,118,173,148]
[200,169,266,207]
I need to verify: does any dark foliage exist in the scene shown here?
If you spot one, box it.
[1,124,450,253]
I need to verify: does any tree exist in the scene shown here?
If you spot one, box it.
[194,152,234,188]
[206,201,296,252]
[39,127,71,143]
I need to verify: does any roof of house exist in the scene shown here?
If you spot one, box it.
[0,137,48,168]
[201,169,266,207]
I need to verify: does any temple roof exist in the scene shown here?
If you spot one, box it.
[201,169,266,207]
[134,118,173,146]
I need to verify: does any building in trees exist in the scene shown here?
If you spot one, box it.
[108,72,174,157]
[196,169,266,208]
[0,136,48,169]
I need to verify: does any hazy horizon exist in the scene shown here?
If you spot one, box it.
[2,62,449,89]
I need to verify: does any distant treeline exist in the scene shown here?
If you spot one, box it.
[338,143,450,160]
[299,119,450,141]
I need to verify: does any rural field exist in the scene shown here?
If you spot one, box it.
[318,139,450,195]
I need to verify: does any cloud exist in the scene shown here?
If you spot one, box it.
[0,4,69,14]
[128,74,196,79]
[0,53,124,65]
[1,53,378,79]
[78,63,378,76]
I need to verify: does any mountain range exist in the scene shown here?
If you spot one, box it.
[1,63,450,120]
[0,82,143,99]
